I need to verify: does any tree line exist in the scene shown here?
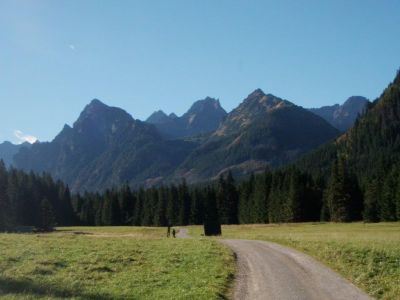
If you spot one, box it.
[1,153,399,232]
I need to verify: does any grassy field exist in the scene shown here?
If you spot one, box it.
[0,227,234,300]
[189,222,400,299]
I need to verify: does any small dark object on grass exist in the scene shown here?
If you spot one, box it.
[172,229,176,238]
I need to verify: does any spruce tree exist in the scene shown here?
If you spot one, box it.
[216,175,228,224]
[154,187,167,226]
[225,172,239,224]
[101,191,113,225]
[38,198,56,232]
[379,173,397,221]
[119,185,135,225]
[190,189,204,225]
[178,180,190,225]
[363,179,380,222]
[110,192,122,225]
[166,185,179,226]
[287,170,303,222]
[0,161,9,231]
[132,188,144,226]
[396,178,400,221]
[325,158,352,222]
[238,174,254,224]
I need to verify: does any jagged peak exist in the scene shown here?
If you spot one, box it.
[343,96,369,106]
[146,110,172,124]
[248,88,266,98]
[186,97,226,115]
[89,98,107,107]
[150,110,168,117]
[74,98,134,130]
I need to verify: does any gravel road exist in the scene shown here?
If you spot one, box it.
[222,239,372,300]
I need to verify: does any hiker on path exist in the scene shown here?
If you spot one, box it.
[167,225,171,237]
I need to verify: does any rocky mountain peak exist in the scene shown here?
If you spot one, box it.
[146,110,170,124]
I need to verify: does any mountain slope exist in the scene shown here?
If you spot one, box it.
[0,142,31,166]
[298,71,400,181]
[309,96,369,131]
[14,99,196,191]
[175,89,340,182]
[146,97,227,139]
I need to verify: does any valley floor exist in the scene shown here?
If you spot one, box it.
[0,223,398,300]
[0,227,234,300]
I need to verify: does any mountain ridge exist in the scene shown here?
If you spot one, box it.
[12,90,345,192]
[308,96,369,131]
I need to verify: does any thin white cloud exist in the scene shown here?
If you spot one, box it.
[14,130,38,144]
[69,44,76,51]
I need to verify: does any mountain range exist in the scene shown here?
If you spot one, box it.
[1,90,369,192]
[308,96,369,131]
[146,97,227,139]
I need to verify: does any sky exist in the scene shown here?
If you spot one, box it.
[0,0,399,144]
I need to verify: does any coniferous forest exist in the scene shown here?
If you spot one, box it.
[1,160,399,232]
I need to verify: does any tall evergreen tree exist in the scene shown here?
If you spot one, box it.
[287,170,304,222]
[178,180,191,225]
[379,173,397,221]
[396,178,400,221]
[0,161,9,231]
[119,185,135,225]
[154,186,167,226]
[38,198,56,232]
[190,188,204,225]
[166,185,179,226]
[325,158,352,222]
[132,188,144,226]
[363,179,380,222]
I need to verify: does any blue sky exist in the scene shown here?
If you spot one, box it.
[1,0,399,143]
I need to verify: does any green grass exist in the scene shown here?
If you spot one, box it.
[189,222,400,299]
[0,227,234,300]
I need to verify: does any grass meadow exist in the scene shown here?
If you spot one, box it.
[0,227,234,300]
[189,222,400,299]
[1,223,398,299]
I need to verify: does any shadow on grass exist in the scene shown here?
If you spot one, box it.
[0,277,123,300]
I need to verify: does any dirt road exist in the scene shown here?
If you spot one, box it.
[222,239,372,300]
